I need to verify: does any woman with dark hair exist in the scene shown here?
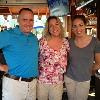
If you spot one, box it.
[64,15,100,100]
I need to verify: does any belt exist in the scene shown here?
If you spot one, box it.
[4,73,37,82]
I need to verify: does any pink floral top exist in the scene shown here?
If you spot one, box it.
[38,37,70,84]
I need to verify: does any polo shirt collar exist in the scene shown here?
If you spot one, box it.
[13,25,33,36]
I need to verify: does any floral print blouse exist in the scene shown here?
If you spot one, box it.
[38,37,70,84]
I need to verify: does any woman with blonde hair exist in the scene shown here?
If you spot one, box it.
[37,16,70,100]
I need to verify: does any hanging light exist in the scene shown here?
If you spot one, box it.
[3,15,8,20]
[76,0,94,10]
[12,15,17,19]
[38,8,42,20]
[46,7,49,18]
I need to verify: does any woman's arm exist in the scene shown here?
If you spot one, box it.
[92,53,100,75]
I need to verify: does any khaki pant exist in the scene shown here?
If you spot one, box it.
[2,76,37,100]
[64,75,90,100]
[37,82,63,100]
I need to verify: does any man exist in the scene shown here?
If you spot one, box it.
[0,8,39,100]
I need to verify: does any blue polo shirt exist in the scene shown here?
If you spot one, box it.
[0,26,39,78]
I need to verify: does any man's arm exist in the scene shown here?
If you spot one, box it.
[0,49,8,77]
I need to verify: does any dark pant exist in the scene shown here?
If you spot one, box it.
[0,78,2,100]
[0,71,6,100]
[95,77,100,100]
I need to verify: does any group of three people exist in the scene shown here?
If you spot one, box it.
[0,8,100,100]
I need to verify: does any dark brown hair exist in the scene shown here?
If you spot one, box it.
[72,15,87,25]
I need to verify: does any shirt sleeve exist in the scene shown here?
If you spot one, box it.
[0,30,10,49]
[95,38,100,53]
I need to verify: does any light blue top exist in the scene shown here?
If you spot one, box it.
[0,26,39,78]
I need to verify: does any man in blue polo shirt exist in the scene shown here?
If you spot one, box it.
[0,8,39,100]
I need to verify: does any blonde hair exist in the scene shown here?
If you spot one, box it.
[43,16,65,39]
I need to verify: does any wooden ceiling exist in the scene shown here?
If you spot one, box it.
[0,0,49,15]
[0,6,49,15]
[0,0,95,16]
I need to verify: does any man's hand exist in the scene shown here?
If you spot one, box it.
[0,65,8,72]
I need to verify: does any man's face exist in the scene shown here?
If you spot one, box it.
[18,10,34,34]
